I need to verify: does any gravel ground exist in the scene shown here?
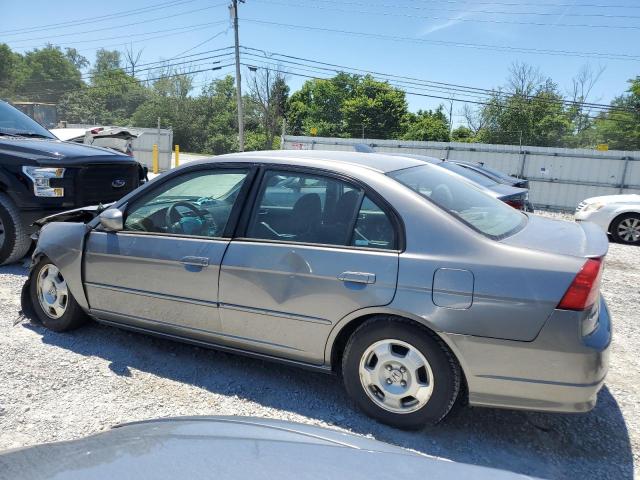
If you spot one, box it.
[0,213,638,479]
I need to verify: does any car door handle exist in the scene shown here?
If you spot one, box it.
[180,256,209,268]
[337,272,376,284]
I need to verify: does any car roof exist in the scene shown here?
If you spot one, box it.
[212,150,426,173]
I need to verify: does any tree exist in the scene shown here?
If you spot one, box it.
[591,77,640,150]
[451,126,475,142]
[64,48,89,70]
[92,49,122,78]
[477,63,571,147]
[13,45,83,103]
[248,67,289,149]
[402,107,450,141]
[287,73,407,139]
[0,43,21,98]
[124,45,143,77]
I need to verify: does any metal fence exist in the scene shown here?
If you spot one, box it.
[282,135,640,212]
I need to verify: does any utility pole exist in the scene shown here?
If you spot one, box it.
[230,0,244,151]
[448,97,454,136]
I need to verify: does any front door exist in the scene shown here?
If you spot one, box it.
[219,168,400,364]
[84,166,252,341]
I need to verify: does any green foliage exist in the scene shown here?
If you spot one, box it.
[402,107,450,141]
[590,78,640,151]
[451,126,475,142]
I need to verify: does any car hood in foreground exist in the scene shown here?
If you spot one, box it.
[501,214,608,258]
[0,417,535,480]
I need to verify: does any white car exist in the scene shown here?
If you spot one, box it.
[575,194,640,245]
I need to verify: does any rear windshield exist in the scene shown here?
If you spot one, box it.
[440,162,498,187]
[388,164,526,239]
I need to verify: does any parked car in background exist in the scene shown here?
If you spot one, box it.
[0,416,534,480]
[354,145,532,211]
[575,194,640,245]
[23,150,611,429]
[50,126,138,156]
[0,100,146,265]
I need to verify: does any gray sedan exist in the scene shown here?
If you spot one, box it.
[23,150,611,429]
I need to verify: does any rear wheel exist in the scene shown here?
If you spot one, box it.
[29,258,88,332]
[610,213,640,245]
[0,193,31,265]
[342,316,461,429]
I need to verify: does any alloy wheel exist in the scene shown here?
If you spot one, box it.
[359,339,434,414]
[36,264,69,319]
[617,217,640,243]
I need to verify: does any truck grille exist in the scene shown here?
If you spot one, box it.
[75,164,139,205]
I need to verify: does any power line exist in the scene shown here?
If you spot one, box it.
[11,21,228,50]
[301,0,640,18]
[242,19,640,62]
[164,29,231,61]
[241,47,634,113]
[7,2,229,46]
[362,0,640,9]
[0,0,199,36]
[262,0,640,29]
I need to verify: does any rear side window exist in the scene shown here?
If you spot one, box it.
[351,196,396,250]
[389,164,526,239]
[245,170,397,250]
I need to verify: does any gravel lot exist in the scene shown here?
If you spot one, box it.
[0,213,638,479]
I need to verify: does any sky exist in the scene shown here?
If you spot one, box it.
[3,0,639,126]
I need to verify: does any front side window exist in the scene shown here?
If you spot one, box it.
[245,170,396,249]
[124,168,249,238]
[389,164,526,239]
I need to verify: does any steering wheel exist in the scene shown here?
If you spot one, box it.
[165,201,213,235]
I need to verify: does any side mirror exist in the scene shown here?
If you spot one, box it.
[99,208,123,232]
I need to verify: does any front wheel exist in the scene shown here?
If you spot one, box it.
[29,258,88,332]
[342,316,461,429]
[610,213,640,245]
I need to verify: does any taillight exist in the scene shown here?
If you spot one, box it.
[504,198,525,210]
[557,258,604,311]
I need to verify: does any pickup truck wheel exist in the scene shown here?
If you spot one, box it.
[0,193,31,265]
[342,316,461,430]
[29,258,88,332]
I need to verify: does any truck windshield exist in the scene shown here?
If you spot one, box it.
[0,102,55,139]
[388,164,526,239]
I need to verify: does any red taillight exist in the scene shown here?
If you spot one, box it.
[504,198,525,210]
[557,258,604,311]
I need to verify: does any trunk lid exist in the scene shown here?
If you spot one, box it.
[501,214,609,258]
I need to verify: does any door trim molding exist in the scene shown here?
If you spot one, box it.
[220,302,332,325]
[85,282,219,308]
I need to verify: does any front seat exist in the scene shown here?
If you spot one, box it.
[289,193,322,240]
[321,190,361,245]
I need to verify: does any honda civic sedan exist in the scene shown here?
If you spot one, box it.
[23,150,611,429]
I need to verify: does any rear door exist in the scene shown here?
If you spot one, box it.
[83,165,254,340]
[218,168,400,364]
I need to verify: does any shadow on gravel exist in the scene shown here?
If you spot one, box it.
[26,320,633,480]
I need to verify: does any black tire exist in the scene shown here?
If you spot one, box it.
[342,316,461,430]
[610,213,640,245]
[29,257,88,332]
[0,192,32,265]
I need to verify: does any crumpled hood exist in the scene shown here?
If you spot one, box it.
[0,137,136,166]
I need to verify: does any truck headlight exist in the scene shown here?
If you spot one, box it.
[22,166,65,197]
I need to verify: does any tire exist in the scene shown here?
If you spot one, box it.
[0,192,32,265]
[29,257,88,332]
[610,213,640,245]
[342,316,461,429]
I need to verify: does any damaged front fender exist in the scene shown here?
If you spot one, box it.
[29,222,92,311]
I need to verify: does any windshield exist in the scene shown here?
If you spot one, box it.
[440,162,498,187]
[0,102,55,139]
[388,164,526,239]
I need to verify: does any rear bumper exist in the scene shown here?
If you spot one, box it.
[441,296,611,413]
